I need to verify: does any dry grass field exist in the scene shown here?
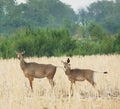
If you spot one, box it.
[0,55,120,109]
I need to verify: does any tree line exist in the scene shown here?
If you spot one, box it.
[0,0,120,36]
[77,0,120,36]
[0,27,120,58]
[0,0,76,35]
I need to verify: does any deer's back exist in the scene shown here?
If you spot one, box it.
[68,69,94,81]
[23,62,56,78]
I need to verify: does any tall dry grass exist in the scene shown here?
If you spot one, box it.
[0,55,120,109]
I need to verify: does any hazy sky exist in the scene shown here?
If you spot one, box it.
[59,0,97,12]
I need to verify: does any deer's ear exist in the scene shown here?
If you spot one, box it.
[67,58,70,63]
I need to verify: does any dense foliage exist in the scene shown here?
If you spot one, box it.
[0,28,119,58]
[0,0,120,36]
[0,28,75,58]
[78,0,120,35]
[0,0,76,35]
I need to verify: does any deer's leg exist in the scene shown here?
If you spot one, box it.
[28,77,33,92]
[47,71,56,89]
[70,81,75,96]
[47,78,55,96]
[87,80,100,96]
[93,83,100,97]
[86,77,96,87]
[48,78,55,89]
[91,81,96,87]
[91,81,100,95]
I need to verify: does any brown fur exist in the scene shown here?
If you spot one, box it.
[16,51,56,92]
[61,59,107,96]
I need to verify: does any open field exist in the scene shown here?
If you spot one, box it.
[0,55,120,109]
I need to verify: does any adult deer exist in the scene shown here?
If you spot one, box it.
[61,58,107,96]
[16,51,57,92]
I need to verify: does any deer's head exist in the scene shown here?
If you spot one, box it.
[61,58,71,69]
[16,51,25,61]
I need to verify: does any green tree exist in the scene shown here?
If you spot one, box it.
[87,22,105,40]
[77,0,120,34]
[0,0,76,35]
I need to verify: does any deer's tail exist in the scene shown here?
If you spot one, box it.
[104,72,108,74]
[94,71,108,74]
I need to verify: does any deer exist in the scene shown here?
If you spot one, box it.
[16,51,58,92]
[61,58,108,96]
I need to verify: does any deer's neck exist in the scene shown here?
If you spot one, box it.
[65,67,71,75]
[20,58,26,71]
